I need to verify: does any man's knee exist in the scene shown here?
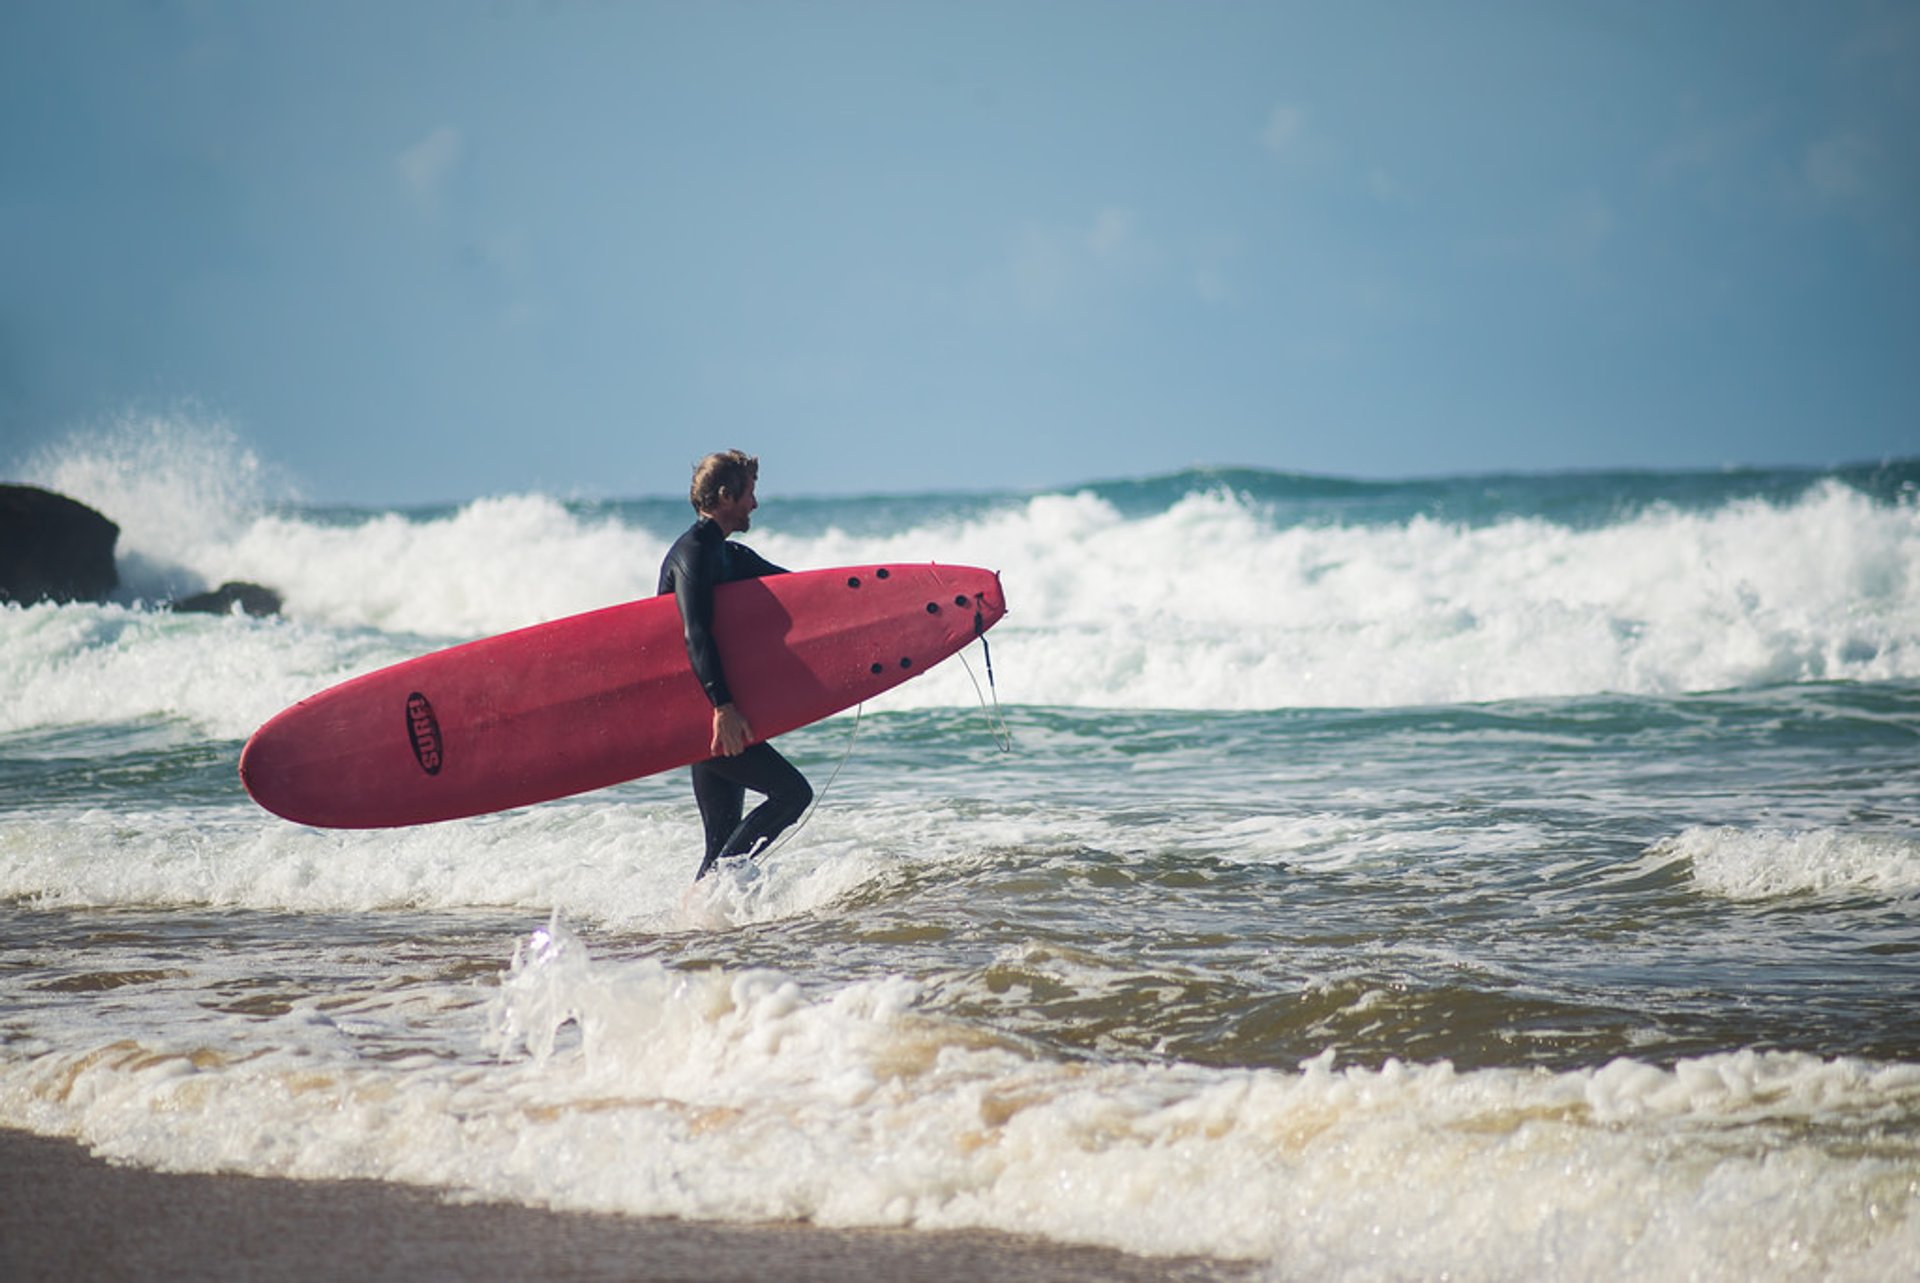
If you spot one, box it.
[782,775,814,817]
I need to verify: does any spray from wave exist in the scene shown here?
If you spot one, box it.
[17,411,288,603]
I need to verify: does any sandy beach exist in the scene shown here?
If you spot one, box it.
[0,1128,1248,1283]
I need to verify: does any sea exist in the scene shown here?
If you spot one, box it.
[5,422,1919,1281]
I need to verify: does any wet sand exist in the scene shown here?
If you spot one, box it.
[0,1128,1250,1283]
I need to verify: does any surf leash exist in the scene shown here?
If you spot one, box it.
[963,594,1014,753]
[745,701,864,866]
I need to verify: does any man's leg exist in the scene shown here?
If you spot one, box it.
[691,743,813,879]
[690,761,745,881]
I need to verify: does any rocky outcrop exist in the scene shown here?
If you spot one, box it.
[174,581,283,617]
[3,483,286,616]
[0,484,120,604]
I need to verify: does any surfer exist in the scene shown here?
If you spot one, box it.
[660,450,814,879]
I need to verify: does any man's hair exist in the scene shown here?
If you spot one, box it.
[689,450,759,514]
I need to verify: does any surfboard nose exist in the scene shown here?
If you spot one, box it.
[978,569,1007,630]
[934,564,1006,637]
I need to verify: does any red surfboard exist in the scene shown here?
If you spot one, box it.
[240,563,1006,828]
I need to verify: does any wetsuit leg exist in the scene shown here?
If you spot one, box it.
[689,761,745,878]
[690,743,813,880]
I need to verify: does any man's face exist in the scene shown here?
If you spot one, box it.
[711,477,757,534]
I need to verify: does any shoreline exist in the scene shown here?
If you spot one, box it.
[0,1128,1250,1283]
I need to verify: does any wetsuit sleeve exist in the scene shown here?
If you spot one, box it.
[726,544,788,579]
[663,530,735,709]
[659,527,789,710]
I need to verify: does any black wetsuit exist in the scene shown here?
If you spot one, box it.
[658,516,813,880]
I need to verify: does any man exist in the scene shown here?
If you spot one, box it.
[659,450,814,880]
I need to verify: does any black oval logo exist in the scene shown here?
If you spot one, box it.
[405,691,443,775]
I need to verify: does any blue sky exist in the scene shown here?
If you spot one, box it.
[3,1,1915,504]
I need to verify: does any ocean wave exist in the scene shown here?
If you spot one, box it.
[10,418,1919,716]
[1654,825,1920,901]
[1076,457,1920,527]
[874,476,1920,708]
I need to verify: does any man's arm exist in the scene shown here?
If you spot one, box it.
[727,543,788,580]
[667,532,756,756]
[669,538,735,711]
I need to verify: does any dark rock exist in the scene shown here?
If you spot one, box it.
[0,484,120,604]
[174,581,283,617]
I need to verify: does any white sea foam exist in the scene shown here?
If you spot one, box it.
[9,417,1919,727]
[956,479,1920,709]
[3,927,1916,1281]
[0,602,395,740]
[222,495,661,636]
[0,789,1003,928]
[1655,825,1920,900]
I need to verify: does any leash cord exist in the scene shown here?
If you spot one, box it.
[749,701,863,864]
[962,604,1014,753]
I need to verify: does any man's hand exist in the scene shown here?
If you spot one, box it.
[711,703,754,757]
